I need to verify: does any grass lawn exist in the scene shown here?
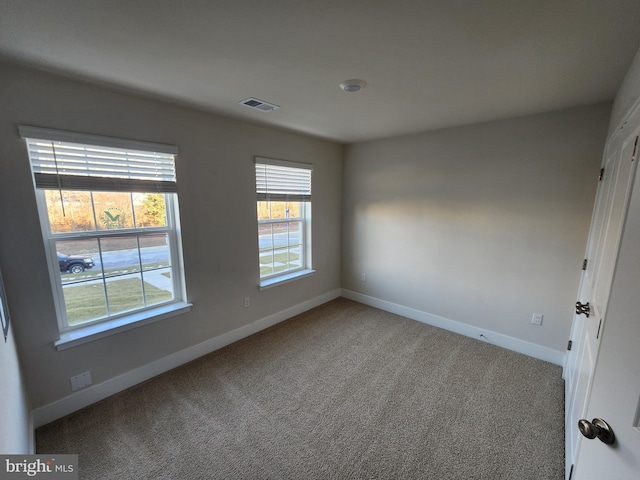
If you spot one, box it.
[259,251,301,276]
[64,277,173,325]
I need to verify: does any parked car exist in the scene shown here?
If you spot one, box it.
[57,252,95,274]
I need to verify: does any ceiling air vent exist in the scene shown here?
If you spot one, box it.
[240,97,279,112]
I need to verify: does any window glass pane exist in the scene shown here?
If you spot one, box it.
[106,273,144,315]
[272,247,289,274]
[272,245,300,273]
[287,222,303,270]
[257,201,301,220]
[257,201,270,221]
[57,238,100,279]
[140,233,174,306]
[260,251,275,277]
[139,233,171,271]
[56,238,105,326]
[99,235,173,313]
[45,190,96,233]
[258,220,303,279]
[57,234,176,325]
[287,221,303,248]
[143,270,174,307]
[99,235,142,278]
[62,282,107,326]
[259,223,275,277]
[133,193,168,228]
[93,192,135,230]
[269,201,289,220]
[258,223,274,250]
[285,202,301,219]
[273,221,301,248]
[271,221,288,249]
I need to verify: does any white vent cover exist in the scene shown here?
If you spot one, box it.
[240,97,280,112]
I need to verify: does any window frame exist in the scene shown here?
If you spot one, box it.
[257,200,311,283]
[21,126,191,349]
[35,190,185,331]
[255,157,314,288]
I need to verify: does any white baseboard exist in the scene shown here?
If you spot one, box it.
[341,289,565,366]
[32,289,341,428]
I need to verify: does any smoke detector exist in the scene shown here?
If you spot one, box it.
[340,79,366,92]
[240,97,280,112]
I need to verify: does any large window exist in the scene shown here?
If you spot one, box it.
[20,126,189,346]
[255,157,313,286]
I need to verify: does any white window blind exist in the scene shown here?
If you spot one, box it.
[255,157,313,201]
[19,125,178,193]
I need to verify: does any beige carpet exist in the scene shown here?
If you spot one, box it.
[37,298,564,479]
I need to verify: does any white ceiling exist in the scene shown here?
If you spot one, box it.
[1,0,640,143]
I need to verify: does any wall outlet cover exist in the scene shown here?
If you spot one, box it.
[70,371,92,391]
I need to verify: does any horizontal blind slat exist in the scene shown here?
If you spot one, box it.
[255,161,312,200]
[34,173,177,193]
[19,125,178,154]
[24,136,177,192]
[256,193,311,201]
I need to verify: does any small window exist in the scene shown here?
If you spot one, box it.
[255,157,313,286]
[20,126,188,339]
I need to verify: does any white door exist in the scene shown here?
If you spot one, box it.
[564,121,639,479]
[572,126,640,479]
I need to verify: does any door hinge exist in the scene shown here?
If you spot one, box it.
[576,301,590,317]
[582,259,588,270]
[599,167,605,181]
[567,340,573,351]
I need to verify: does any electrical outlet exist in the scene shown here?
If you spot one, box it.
[531,313,544,326]
[244,297,250,308]
[361,273,366,282]
[70,371,92,391]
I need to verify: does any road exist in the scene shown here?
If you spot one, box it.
[258,231,302,250]
[64,230,301,272]
[89,245,170,270]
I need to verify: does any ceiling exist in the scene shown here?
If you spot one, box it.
[1,1,640,143]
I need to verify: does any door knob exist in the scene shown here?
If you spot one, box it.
[578,418,615,445]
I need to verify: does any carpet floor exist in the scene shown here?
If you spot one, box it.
[37,298,564,479]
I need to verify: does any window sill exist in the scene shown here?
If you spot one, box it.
[259,269,316,290]
[54,301,192,351]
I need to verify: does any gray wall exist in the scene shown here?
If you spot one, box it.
[342,104,610,353]
[0,321,31,453]
[608,45,640,135]
[0,61,343,409]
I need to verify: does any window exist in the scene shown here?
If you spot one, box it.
[20,126,189,348]
[255,157,313,287]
